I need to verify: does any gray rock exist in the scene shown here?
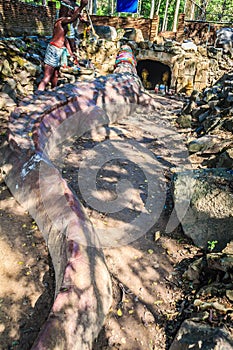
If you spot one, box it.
[197,46,208,56]
[169,319,233,350]
[126,40,138,50]
[226,91,233,103]
[182,100,197,115]
[223,117,233,132]
[16,70,31,86]
[3,78,17,90]
[188,135,220,153]
[207,46,223,59]
[16,81,26,95]
[203,116,221,133]
[1,80,17,101]
[138,41,150,49]
[164,39,174,47]
[14,38,27,51]
[93,25,117,41]
[198,110,210,122]
[191,105,209,119]
[215,148,233,168]
[123,28,136,41]
[2,59,12,77]
[172,168,233,250]
[208,99,220,109]
[223,240,233,254]
[170,46,184,55]
[134,29,144,42]
[152,44,165,52]
[177,114,192,128]
[24,61,41,76]
[0,92,17,109]
[181,41,197,52]
[215,27,233,57]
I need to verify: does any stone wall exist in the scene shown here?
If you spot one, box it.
[135,43,233,92]
[154,15,232,45]
[183,22,218,45]
[0,1,232,94]
[79,36,233,93]
[0,0,56,37]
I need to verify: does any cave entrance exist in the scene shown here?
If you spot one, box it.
[137,60,172,91]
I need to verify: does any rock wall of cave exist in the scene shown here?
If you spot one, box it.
[80,37,233,93]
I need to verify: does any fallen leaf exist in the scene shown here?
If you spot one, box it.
[117,308,123,317]
[154,231,161,241]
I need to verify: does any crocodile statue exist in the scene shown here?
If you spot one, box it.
[1,45,159,349]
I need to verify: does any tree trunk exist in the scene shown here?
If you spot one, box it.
[183,0,187,15]
[150,0,156,19]
[162,0,169,31]
[156,0,162,15]
[190,0,195,20]
[198,0,209,20]
[172,0,181,32]
[111,0,114,15]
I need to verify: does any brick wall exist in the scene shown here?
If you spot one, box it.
[183,20,233,45]
[1,1,230,44]
[183,21,217,45]
[0,0,56,37]
[0,1,157,40]
[89,15,155,40]
[149,15,159,41]
[176,13,185,41]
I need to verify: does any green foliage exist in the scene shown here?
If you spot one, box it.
[20,0,60,7]
[19,0,233,24]
[141,0,151,17]
[206,0,232,22]
[207,240,218,252]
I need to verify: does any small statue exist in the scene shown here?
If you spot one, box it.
[141,68,152,89]
[185,80,193,96]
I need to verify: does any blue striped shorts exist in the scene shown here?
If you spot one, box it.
[44,43,64,68]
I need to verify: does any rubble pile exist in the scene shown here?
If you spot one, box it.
[172,73,233,350]
[0,36,96,134]
[0,36,99,99]
[0,37,44,97]
[0,37,45,137]
[178,71,233,169]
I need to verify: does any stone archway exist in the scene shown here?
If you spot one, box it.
[137,59,172,90]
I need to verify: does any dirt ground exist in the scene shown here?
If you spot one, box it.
[0,93,219,350]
